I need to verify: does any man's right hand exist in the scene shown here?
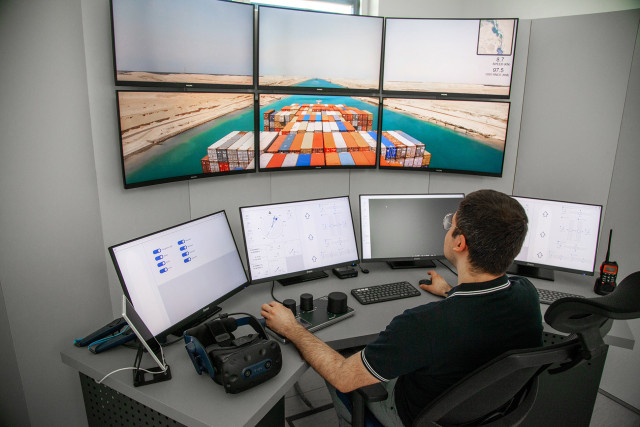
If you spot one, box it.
[421,270,453,297]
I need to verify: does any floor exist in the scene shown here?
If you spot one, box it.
[285,367,640,427]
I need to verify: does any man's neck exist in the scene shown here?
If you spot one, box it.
[457,271,502,286]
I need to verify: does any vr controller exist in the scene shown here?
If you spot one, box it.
[183,313,282,394]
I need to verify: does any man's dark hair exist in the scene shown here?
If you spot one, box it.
[452,189,528,275]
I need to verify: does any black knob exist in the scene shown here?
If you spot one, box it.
[283,298,297,317]
[327,291,348,315]
[300,293,314,312]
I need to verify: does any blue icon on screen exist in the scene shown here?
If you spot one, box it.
[182,252,189,257]
[184,257,191,263]
[153,248,161,254]
[159,268,168,274]
[157,261,166,267]
[180,245,187,251]
[178,240,185,245]
[155,255,163,261]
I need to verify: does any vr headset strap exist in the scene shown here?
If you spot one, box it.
[206,318,233,345]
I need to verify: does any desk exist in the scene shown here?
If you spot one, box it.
[61,262,634,426]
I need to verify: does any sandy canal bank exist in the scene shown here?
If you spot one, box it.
[117,72,252,86]
[383,98,509,150]
[118,92,253,159]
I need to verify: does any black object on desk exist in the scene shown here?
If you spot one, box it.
[351,281,421,305]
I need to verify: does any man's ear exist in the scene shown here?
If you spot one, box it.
[452,233,467,253]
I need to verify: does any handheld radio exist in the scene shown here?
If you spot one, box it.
[594,229,618,295]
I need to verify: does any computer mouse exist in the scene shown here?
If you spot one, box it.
[419,278,432,286]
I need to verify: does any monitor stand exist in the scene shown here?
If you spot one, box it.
[507,264,555,281]
[387,260,436,269]
[278,271,329,286]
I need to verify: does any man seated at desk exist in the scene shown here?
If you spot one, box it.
[261,189,543,426]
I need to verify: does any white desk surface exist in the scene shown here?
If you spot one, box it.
[61,262,634,426]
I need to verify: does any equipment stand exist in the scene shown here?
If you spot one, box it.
[132,345,172,387]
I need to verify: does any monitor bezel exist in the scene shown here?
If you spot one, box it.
[377,95,511,177]
[239,195,360,284]
[257,4,384,94]
[115,89,258,189]
[359,193,465,263]
[110,0,256,90]
[381,17,519,99]
[108,210,249,341]
[257,91,380,172]
[510,196,603,277]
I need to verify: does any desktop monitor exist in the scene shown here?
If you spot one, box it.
[259,93,379,170]
[360,194,464,268]
[258,6,383,92]
[240,196,359,285]
[379,97,510,176]
[383,18,518,98]
[116,91,256,188]
[509,196,603,281]
[109,210,249,341]
[111,0,254,88]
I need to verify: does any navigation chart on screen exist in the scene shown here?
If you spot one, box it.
[241,198,357,281]
[514,198,601,273]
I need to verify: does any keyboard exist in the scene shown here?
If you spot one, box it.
[351,281,421,305]
[537,288,585,305]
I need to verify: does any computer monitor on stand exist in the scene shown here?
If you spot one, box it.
[360,194,464,269]
[109,210,249,342]
[509,196,603,281]
[239,196,359,285]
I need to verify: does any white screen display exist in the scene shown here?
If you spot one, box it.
[384,18,517,96]
[110,211,248,337]
[360,194,464,260]
[259,6,383,90]
[513,197,602,274]
[241,197,359,282]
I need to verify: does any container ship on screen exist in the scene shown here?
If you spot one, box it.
[199,103,432,172]
[260,103,376,168]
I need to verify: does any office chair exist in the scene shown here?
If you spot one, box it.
[350,271,640,427]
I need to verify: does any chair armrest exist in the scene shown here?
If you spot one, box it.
[351,383,388,427]
[354,383,388,403]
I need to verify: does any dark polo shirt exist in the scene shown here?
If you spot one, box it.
[361,275,543,426]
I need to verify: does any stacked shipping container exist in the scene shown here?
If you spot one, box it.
[260,103,377,168]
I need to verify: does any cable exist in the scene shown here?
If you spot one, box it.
[270,280,282,303]
[96,365,168,385]
[437,259,458,277]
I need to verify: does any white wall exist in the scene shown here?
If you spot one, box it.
[0,0,111,425]
[0,1,638,426]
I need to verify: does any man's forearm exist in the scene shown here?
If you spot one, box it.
[287,324,353,391]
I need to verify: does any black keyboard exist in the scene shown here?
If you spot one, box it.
[351,281,421,305]
[537,288,585,305]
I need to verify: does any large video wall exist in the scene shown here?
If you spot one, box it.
[111,0,517,188]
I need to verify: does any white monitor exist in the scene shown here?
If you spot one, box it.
[510,196,603,280]
[240,196,359,284]
[360,194,464,268]
[109,210,248,340]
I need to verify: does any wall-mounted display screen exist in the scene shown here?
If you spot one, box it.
[383,18,517,97]
[259,6,383,91]
[379,97,510,176]
[259,93,379,170]
[111,0,254,87]
[116,91,255,188]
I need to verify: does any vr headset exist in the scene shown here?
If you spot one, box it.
[184,313,282,394]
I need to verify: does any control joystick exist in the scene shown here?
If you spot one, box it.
[282,299,297,317]
[300,293,314,312]
[327,292,348,315]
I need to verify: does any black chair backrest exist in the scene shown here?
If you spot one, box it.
[414,271,640,426]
